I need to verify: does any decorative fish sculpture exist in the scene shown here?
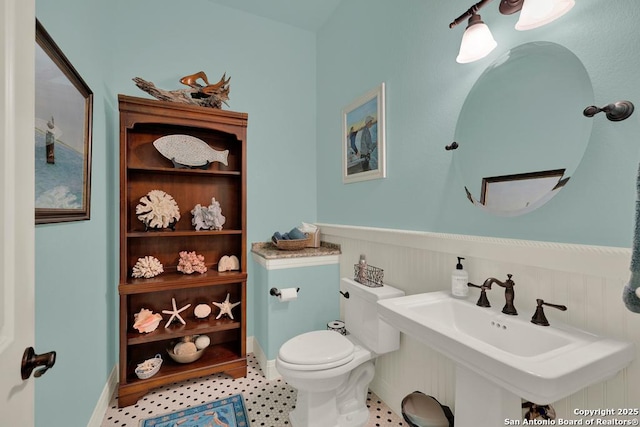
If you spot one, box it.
[153,134,229,168]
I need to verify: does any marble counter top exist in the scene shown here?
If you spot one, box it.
[251,241,341,260]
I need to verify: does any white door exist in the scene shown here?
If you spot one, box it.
[0,0,36,423]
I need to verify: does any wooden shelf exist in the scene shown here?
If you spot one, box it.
[127,317,240,345]
[126,229,243,238]
[127,166,241,177]
[120,271,247,294]
[118,95,247,407]
[118,342,246,407]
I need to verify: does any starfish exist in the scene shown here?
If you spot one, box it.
[212,293,241,320]
[162,297,191,328]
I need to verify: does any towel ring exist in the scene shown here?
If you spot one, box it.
[583,100,634,122]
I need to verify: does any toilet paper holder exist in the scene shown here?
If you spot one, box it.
[270,287,300,297]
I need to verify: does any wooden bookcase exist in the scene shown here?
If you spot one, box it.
[117,95,247,407]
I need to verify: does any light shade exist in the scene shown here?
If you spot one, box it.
[515,0,575,31]
[456,15,498,64]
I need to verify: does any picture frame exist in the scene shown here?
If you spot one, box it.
[342,83,386,183]
[35,19,93,224]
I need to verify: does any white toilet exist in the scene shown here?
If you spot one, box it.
[276,278,405,427]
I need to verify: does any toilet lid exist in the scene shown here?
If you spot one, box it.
[279,330,355,366]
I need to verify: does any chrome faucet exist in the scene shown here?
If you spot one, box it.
[467,282,491,307]
[483,274,517,315]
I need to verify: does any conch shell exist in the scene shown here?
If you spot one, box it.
[133,308,163,333]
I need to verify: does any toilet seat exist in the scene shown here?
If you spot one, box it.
[278,330,355,370]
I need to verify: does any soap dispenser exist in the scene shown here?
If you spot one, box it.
[451,257,469,298]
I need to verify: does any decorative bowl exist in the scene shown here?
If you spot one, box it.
[166,345,205,364]
[135,354,163,379]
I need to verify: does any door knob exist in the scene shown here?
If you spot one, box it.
[21,347,56,379]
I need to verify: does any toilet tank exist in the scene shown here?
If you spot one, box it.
[341,277,405,354]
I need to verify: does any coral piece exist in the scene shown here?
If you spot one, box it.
[212,293,241,320]
[133,308,163,333]
[193,303,212,319]
[131,256,164,279]
[191,197,226,231]
[218,255,240,272]
[136,189,181,230]
[162,297,191,328]
[177,251,208,274]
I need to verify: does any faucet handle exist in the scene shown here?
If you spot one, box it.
[531,299,567,326]
[467,282,491,307]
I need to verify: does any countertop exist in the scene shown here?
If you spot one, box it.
[251,241,341,260]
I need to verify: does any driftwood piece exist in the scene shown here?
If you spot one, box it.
[132,71,230,109]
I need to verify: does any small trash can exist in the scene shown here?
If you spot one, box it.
[401,391,454,427]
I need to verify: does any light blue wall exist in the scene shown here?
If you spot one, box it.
[317,0,640,248]
[34,0,317,425]
[253,262,340,359]
[35,1,115,426]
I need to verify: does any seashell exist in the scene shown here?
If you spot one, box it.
[194,303,212,319]
[131,255,164,279]
[136,190,180,230]
[177,250,207,274]
[218,255,240,272]
[153,134,229,168]
[191,197,226,231]
[195,335,210,350]
[174,341,197,355]
[133,308,163,333]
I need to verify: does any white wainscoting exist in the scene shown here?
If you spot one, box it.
[317,223,640,420]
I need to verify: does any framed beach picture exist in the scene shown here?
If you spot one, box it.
[35,19,93,224]
[342,83,386,183]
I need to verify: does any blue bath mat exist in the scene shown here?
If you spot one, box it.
[140,394,250,427]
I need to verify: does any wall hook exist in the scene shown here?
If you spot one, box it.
[445,141,459,151]
[583,100,634,122]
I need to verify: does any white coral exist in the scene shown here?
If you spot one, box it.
[136,190,181,229]
[191,197,225,231]
[132,256,164,278]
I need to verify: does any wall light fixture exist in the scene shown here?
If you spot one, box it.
[450,0,575,63]
[455,13,498,63]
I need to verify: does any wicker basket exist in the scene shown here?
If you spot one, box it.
[274,235,311,250]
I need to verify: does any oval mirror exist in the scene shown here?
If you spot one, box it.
[453,41,594,216]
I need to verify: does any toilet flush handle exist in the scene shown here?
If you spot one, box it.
[340,291,350,299]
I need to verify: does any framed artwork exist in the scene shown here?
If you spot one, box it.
[35,19,93,224]
[480,169,567,211]
[342,83,386,183]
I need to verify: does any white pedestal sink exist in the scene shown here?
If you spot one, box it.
[377,291,634,427]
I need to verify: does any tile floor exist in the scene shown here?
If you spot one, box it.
[101,354,405,427]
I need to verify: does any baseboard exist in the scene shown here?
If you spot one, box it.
[251,336,282,381]
[86,364,118,427]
